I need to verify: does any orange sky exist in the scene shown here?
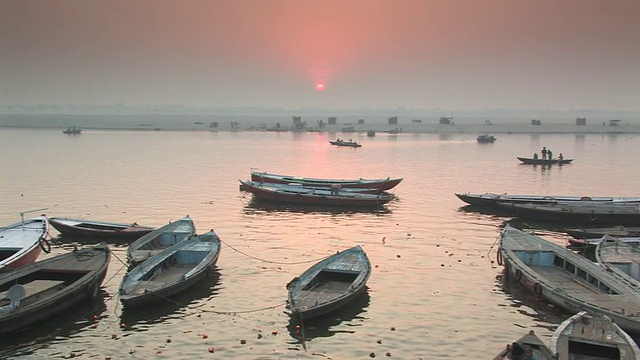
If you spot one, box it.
[1,0,639,111]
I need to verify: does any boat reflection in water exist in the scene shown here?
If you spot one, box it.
[287,288,370,344]
[119,269,221,329]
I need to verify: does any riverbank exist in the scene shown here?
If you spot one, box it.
[1,113,639,134]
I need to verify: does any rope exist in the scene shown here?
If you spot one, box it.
[488,233,501,269]
[221,239,330,265]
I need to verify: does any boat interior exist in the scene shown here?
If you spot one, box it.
[0,270,88,309]
[566,339,621,360]
[513,250,619,295]
[139,232,192,249]
[0,249,20,262]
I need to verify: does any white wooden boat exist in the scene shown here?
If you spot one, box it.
[120,231,220,307]
[0,216,50,272]
[126,215,195,264]
[499,225,640,335]
[596,235,640,292]
[550,311,640,360]
[287,245,371,320]
[492,330,555,360]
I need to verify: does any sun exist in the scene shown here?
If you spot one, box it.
[315,82,326,91]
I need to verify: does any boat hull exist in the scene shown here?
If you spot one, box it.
[500,225,640,335]
[240,181,393,207]
[288,245,371,321]
[517,157,573,165]
[126,216,196,265]
[49,217,154,239]
[120,232,221,307]
[0,244,110,335]
[0,217,49,272]
[500,202,640,225]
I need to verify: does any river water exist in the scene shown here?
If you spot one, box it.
[0,127,639,358]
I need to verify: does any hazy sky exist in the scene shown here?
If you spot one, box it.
[2,0,639,111]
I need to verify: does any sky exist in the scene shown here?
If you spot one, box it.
[1,0,640,111]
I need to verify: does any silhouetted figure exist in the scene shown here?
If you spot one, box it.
[541,147,547,160]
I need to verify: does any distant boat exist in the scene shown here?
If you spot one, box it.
[287,245,371,320]
[119,231,220,307]
[329,139,361,148]
[498,201,640,225]
[564,225,640,239]
[477,134,496,143]
[126,216,195,264]
[62,126,82,134]
[550,311,640,360]
[517,156,573,165]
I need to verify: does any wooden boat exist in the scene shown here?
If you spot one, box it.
[239,181,381,195]
[48,216,155,240]
[0,216,50,272]
[329,140,361,147]
[564,225,640,239]
[492,330,556,360]
[287,245,371,320]
[498,202,640,225]
[499,225,640,334]
[239,180,394,208]
[596,236,640,292]
[0,243,110,335]
[126,215,195,264]
[517,156,573,165]
[119,231,220,307]
[550,311,640,360]
[455,193,640,207]
[477,134,496,143]
[251,171,403,191]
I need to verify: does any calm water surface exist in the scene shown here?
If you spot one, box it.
[1,128,639,358]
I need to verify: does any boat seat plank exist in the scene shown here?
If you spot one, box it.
[295,280,352,307]
[0,280,65,307]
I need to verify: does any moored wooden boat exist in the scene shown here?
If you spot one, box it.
[550,311,640,360]
[499,225,640,334]
[239,181,381,194]
[0,216,50,272]
[240,180,394,208]
[0,243,110,335]
[455,193,640,207]
[493,330,556,360]
[251,171,403,191]
[596,235,640,292]
[498,202,640,225]
[287,245,371,320]
[126,215,195,265]
[119,231,220,307]
[517,156,573,165]
[48,216,155,240]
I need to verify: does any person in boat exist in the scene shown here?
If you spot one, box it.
[533,153,538,160]
[510,342,525,360]
[558,153,564,161]
[349,138,353,143]
[547,149,552,160]
[330,183,342,195]
[541,147,547,160]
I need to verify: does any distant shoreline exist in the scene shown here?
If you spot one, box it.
[1,113,639,134]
